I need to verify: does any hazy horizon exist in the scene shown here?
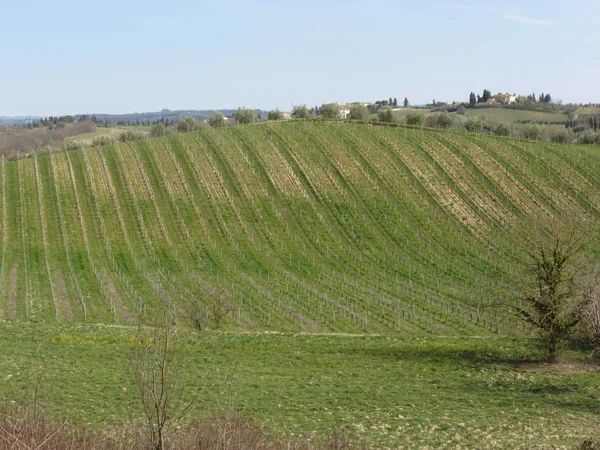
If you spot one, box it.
[2,0,599,117]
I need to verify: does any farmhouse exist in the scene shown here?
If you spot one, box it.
[338,104,352,119]
[492,93,518,104]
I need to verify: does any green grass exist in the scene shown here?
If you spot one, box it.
[1,121,599,335]
[64,126,151,146]
[464,108,568,124]
[0,322,597,448]
[575,106,600,117]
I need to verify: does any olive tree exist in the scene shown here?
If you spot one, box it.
[292,105,310,119]
[208,112,225,128]
[378,107,394,123]
[267,109,284,121]
[406,110,424,126]
[348,104,369,121]
[435,113,453,129]
[320,103,340,119]
[234,108,256,124]
[464,117,483,132]
[177,117,201,133]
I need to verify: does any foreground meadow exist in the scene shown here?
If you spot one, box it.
[0,322,598,449]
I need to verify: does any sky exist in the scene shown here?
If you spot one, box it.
[1,0,599,116]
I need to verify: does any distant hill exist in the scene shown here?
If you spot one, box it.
[78,109,268,124]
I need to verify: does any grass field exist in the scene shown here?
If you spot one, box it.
[0,322,598,448]
[64,126,151,146]
[575,106,600,117]
[465,108,568,124]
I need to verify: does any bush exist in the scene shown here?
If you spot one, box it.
[150,123,169,137]
[406,110,424,126]
[177,117,201,133]
[522,125,544,141]
[377,107,394,123]
[292,105,310,119]
[320,103,340,119]
[579,130,599,145]
[492,122,512,137]
[235,108,256,124]
[550,128,573,143]
[464,117,483,132]
[118,130,145,142]
[208,112,225,128]
[91,136,116,147]
[267,109,284,121]
[348,104,369,121]
[435,113,453,129]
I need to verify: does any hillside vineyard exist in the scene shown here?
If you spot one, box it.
[1,122,599,334]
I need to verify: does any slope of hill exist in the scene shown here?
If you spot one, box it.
[1,121,598,334]
[465,108,568,124]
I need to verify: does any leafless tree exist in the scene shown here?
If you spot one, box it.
[212,294,231,330]
[581,264,600,348]
[131,301,190,450]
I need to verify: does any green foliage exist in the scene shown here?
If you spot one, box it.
[267,109,284,121]
[150,123,169,137]
[292,105,310,119]
[234,108,256,124]
[464,117,483,132]
[177,117,201,133]
[522,125,544,141]
[207,112,225,128]
[514,229,590,361]
[578,130,599,145]
[320,103,340,119]
[91,136,116,147]
[118,130,145,142]
[377,107,394,123]
[435,113,453,129]
[492,122,512,137]
[550,128,573,143]
[406,110,424,126]
[403,97,409,108]
[348,104,369,121]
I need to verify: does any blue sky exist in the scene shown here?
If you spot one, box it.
[1,0,598,116]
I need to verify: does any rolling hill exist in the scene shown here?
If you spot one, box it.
[1,121,598,335]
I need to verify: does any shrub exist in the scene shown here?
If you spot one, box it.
[522,125,544,141]
[464,117,483,132]
[208,112,226,128]
[492,122,512,137]
[150,123,169,137]
[292,105,310,119]
[550,128,573,143]
[435,113,453,129]
[267,109,284,121]
[579,130,599,145]
[177,117,201,133]
[118,130,145,142]
[91,136,116,147]
[320,103,340,119]
[235,108,256,124]
[406,110,424,126]
[377,107,394,123]
[348,104,369,121]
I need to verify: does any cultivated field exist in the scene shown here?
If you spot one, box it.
[0,121,599,447]
[0,121,599,334]
[465,108,568,124]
